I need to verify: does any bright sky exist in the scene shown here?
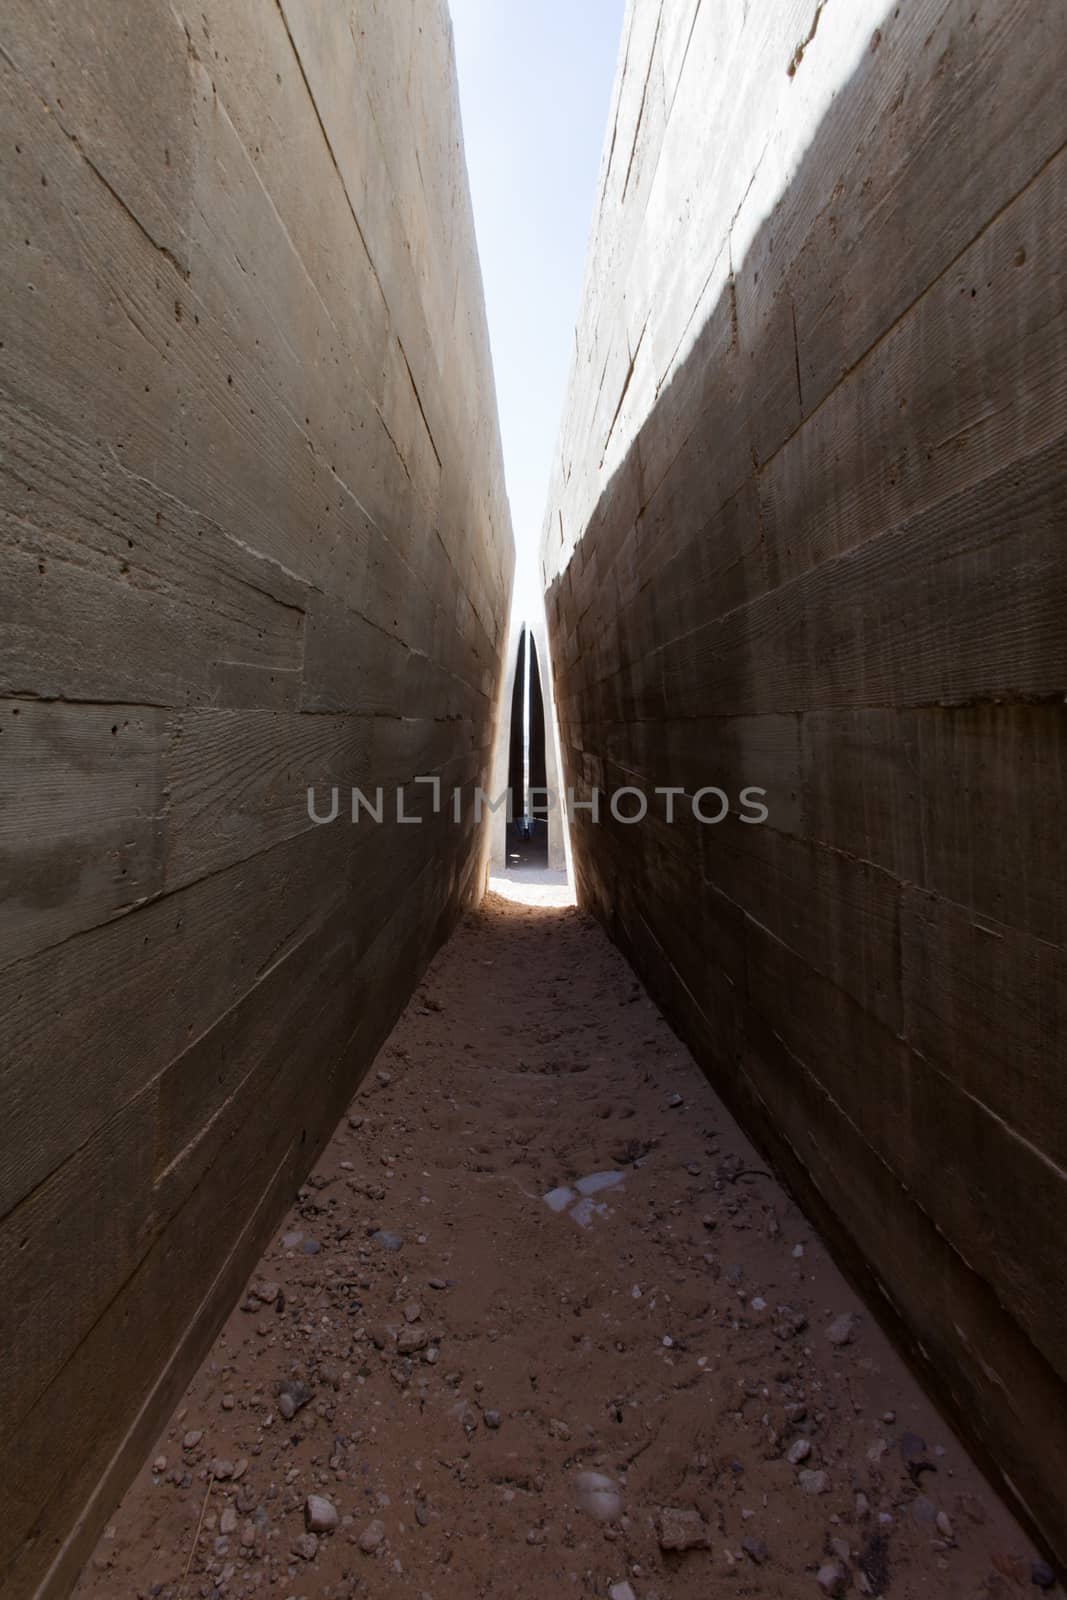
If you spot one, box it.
[448,0,625,621]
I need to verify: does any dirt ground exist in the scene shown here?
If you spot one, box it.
[74,888,1053,1600]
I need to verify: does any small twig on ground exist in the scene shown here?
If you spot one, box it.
[177,1467,215,1599]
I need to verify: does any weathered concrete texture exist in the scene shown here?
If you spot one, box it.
[0,3,512,1595]
[542,0,1066,1565]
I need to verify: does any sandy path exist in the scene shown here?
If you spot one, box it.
[74,892,1046,1600]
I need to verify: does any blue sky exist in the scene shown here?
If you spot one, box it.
[448,0,625,618]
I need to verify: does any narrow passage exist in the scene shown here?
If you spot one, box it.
[74,893,1043,1600]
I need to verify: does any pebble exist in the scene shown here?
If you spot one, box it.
[667,1092,684,1108]
[358,1518,386,1553]
[798,1470,829,1496]
[278,1380,313,1416]
[397,1326,428,1355]
[152,1455,167,1473]
[826,1313,857,1347]
[292,1533,318,1562]
[741,1537,768,1564]
[483,1410,502,1429]
[182,1430,203,1450]
[936,1510,955,1541]
[575,1471,622,1523]
[305,1495,338,1535]
[403,1302,422,1323]
[657,1507,711,1551]
[1032,1560,1056,1590]
[609,1585,637,1600]
[219,1508,237,1536]
[372,1230,403,1252]
[816,1561,849,1597]
[787,1439,812,1465]
[300,1238,321,1255]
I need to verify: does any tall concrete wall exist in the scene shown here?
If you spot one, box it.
[0,3,512,1594]
[543,0,1066,1562]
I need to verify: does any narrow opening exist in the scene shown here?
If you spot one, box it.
[505,624,548,868]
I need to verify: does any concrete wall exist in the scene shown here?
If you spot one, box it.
[0,3,512,1594]
[543,0,1066,1563]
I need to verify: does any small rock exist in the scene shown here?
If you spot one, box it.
[240,1521,255,1549]
[182,1430,203,1450]
[403,1302,421,1324]
[358,1518,386,1553]
[899,1430,927,1461]
[855,1492,870,1520]
[372,1230,403,1252]
[798,1470,829,1496]
[826,1314,858,1347]
[219,1508,237,1536]
[936,1510,955,1542]
[414,1501,431,1528]
[300,1238,321,1255]
[1032,1561,1056,1590]
[816,1561,849,1597]
[152,1454,167,1473]
[278,1380,313,1416]
[397,1326,428,1355]
[911,1496,937,1525]
[575,1471,622,1523]
[292,1533,318,1562]
[831,1538,851,1563]
[657,1507,711,1552]
[305,1495,338,1535]
[609,1585,637,1600]
[483,1410,502,1429]
[667,1092,684,1108]
[428,1276,448,1290]
[787,1439,812,1465]
[221,1394,234,1411]
[212,1459,234,1481]
[773,1307,808,1340]
[742,1537,769,1564]
[750,1297,768,1312]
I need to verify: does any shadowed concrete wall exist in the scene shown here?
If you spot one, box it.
[0,2,512,1593]
[542,0,1066,1562]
